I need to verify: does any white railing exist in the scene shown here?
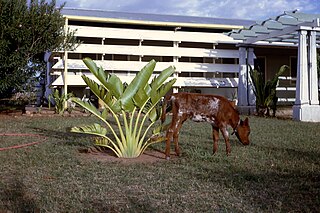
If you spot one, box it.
[73,44,240,58]
[276,76,296,104]
[69,26,235,43]
[52,59,239,73]
[51,73,238,88]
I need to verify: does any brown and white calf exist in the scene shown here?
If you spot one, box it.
[161,92,250,159]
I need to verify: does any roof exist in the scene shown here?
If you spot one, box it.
[226,11,320,45]
[61,8,255,30]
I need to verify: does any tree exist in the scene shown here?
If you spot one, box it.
[70,58,176,158]
[0,0,78,99]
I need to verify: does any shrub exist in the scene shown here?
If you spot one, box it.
[249,65,289,116]
[70,58,176,158]
[48,89,74,115]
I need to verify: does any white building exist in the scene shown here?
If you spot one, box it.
[45,8,320,121]
[46,8,254,99]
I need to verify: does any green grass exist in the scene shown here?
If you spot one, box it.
[0,115,319,212]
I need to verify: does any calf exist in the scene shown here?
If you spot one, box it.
[161,92,250,159]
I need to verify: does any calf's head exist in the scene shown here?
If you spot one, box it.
[233,117,250,145]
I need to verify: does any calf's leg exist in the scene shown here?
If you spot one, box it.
[165,115,187,160]
[211,125,220,154]
[172,116,187,157]
[165,126,175,160]
[220,126,231,155]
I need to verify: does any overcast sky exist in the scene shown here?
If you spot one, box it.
[53,0,320,21]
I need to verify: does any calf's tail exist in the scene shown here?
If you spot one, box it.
[161,94,171,124]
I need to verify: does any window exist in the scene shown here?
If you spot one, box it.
[68,53,81,59]
[105,38,139,46]
[142,56,161,62]
[82,53,101,60]
[179,42,213,49]
[77,37,102,44]
[222,58,237,64]
[142,40,173,47]
[113,54,128,61]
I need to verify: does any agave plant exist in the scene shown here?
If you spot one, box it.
[249,64,289,116]
[70,58,176,158]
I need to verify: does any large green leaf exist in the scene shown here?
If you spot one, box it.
[70,123,108,137]
[83,58,109,88]
[148,66,175,95]
[249,66,265,106]
[269,65,288,89]
[70,97,106,121]
[120,60,156,111]
[108,74,124,98]
[147,79,177,121]
[83,58,123,99]
[133,88,149,108]
[150,79,176,106]
[82,75,108,100]
[81,75,121,113]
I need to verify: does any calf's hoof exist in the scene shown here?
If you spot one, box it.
[166,156,171,160]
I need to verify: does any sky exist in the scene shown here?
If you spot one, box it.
[52,0,320,21]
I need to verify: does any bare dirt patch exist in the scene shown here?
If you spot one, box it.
[77,147,174,164]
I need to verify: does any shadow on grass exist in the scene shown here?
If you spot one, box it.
[226,168,320,212]
[0,178,40,213]
[190,151,320,212]
[88,196,158,213]
[255,144,320,162]
[28,127,94,146]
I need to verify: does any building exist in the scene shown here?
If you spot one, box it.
[45,8,254,100]
[227,11,320,121]
[45,8,320,121]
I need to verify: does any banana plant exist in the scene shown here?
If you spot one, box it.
[48,89,74,115]
[249,64,288,116]
[70,58,176,158]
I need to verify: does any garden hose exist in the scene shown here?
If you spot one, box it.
[0,133,47,151]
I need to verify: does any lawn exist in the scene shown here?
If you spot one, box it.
[0,114,319,212]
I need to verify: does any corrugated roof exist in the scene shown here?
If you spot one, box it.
[61,8,255,29]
